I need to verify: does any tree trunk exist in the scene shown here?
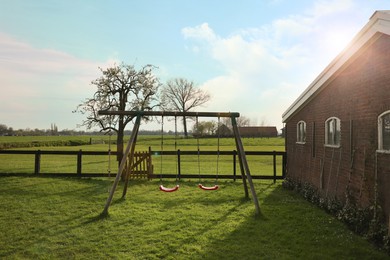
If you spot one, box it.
[183,116,188,138]
[117,115,125,180]
[116,131,123,166]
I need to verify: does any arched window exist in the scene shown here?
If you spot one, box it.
[296,121,306,143]
[378,111,390,151]
[325,117,341,147]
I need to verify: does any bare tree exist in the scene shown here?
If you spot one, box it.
[160,78,210,137]
[74,63,161,165]
[221,115,250,128]
[237,116,251,127]
[259,116,269,126]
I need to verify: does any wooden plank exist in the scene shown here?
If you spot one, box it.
[127,151,152,179]
[98,110,240,118]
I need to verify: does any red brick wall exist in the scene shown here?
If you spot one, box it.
[285,33,390,217]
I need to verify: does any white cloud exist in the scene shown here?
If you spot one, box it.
[309,0,354,17]
[182,23,217,42]
[0,32,117,129]
[181,0,361,129]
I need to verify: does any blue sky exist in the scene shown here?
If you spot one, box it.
[0,0,388,131]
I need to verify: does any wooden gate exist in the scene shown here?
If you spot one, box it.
[124,148,153,179]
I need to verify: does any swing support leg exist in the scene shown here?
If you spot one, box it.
[231,117,261,216]
[102,115,141,216]
[121,119,141,199]
[236,147,249,198]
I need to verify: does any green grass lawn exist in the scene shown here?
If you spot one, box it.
[1,136,386,258]
[0,177,387,259]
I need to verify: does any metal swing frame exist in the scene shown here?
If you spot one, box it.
[99,110,261,216]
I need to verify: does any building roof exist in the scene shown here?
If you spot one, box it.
[238,126,278,136]
[282,10,390,123]
[238,126,277,131]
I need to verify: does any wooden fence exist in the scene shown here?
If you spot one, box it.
[0,149,286,182]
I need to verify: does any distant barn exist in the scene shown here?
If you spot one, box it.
[238,126,278,138]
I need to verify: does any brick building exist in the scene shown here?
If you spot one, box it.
[282,11,390,219]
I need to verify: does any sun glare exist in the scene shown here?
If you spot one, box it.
[324,30,354,55]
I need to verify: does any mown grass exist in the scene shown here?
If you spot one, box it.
[0,177,387,259]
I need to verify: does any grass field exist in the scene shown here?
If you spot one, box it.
[0,136,285,177]
[0,135,285,150]
[0,177,388,259]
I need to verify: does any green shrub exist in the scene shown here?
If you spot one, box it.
[0,140,90,149]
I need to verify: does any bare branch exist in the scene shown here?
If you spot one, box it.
[160,77,211,136]
[74,63,161,164]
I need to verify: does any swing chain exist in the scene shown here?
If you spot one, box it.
[196,116,201,183]
[160,115,164,183]
[216,116,220,184]
[159,114,180,192]
[174,116,178,179]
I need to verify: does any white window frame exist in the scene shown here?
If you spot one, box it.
[378,110,390,153]
[296,121,306,144]
[325,117,341,147]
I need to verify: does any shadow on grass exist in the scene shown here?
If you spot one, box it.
[192,184,388,259]
[85,212,110,223]
[0,175,59,193]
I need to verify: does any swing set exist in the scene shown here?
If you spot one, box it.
[99,110,261,216]
[158,115,180,192]
[158,115,220,192]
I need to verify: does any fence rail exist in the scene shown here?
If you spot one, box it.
[0,149,286,182]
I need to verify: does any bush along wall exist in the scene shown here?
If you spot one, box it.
[282,177,390,254]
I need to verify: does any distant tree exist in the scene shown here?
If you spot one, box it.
[237,116,251,127]
[74,63,161,165]
[221,115,250,132]
[7,127,13,136]
[50,123,58,135]
[0,124,8,135]
[160,78,210,137]
[259,116,269,126]
[192,121,217,137]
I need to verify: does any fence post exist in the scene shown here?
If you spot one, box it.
[77,149,82,176]
[273,151,276,184]
[282,152,286,178]
[233,150,237,181]
[177,149,181,180]
[34,150,41,175]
